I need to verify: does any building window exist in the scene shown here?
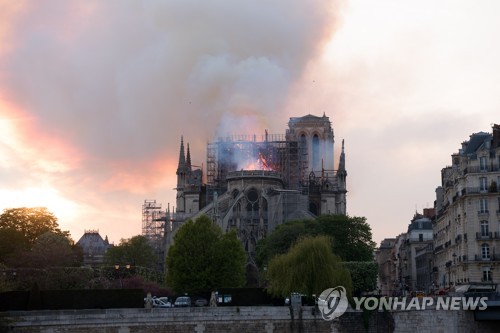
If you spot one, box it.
[479,198,488,213]
[482,267,492,282]
[480,156,487,171]
[419,234,423,242]
[480,220,489,237]
[481,243,490,260]
[480,177,488,191]
[312,134,320,171]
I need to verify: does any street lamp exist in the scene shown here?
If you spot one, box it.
[114,264,131,288]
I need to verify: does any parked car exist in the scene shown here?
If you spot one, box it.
[194,298,208,307]
[174,296,192,307]
[152,298,172,308]
[158,297,172,306]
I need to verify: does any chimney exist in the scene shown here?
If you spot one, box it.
[492,124,500,149]
[423,208,435,219]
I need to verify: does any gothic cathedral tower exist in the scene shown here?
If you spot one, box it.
[176,137,188,213]
[176,137,203,217]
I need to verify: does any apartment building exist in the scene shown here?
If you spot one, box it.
[433,124,500,289]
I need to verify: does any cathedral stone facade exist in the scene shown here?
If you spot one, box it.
[169,114,347,258]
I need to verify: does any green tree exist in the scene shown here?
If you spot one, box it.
[166,215,246,294]
[0,228,30,264]
[255,219,312,268]
[343,261,378,295]
[29,232,81,267]
[316,215,376,262]
[267,235,352,298]
[0,207,65,244]
[256,214,376,266]
[104,235,157,269]
[4,232,81,268]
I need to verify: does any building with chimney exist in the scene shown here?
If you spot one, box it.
[433,124,500,289]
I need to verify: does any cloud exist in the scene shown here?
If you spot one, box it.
[0,0,341,241]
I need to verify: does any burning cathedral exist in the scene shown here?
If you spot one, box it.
[173,113,345,252]
[142,113,347,268]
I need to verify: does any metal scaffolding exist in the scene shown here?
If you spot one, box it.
[142,199,164,241]
[205,133,307,203]
[141,200,167,272]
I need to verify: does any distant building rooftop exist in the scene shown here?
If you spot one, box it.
[76,230,112,267]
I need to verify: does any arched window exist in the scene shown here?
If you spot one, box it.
[300,134,307,150]
[246,188,259,224]
[312,134,320,171]
[480,220,489,237]
[481,243,490,260]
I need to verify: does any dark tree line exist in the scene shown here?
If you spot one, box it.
[0,207,81,268]
[256,214,377,296]
[256,214,376,267]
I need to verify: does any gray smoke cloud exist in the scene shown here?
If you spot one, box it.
[2,0,338,164]
[0,0,340,240]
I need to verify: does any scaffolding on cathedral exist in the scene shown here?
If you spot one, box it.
[142,200,165,241]
[205,133,308,204]
[141,199,168,272]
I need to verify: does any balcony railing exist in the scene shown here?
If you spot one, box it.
[434,245,444,253]
[474,254,499,261]
[478,210,489,217]
[465,187,499,195]
[476,232,493,240]
[466,165,500,173]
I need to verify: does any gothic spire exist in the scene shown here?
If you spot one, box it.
[177,136,186,172]
[186,143,192,170]
[338,139,346,171]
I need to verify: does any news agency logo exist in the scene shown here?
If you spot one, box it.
[318,286,349,320]
[318,286,489,321]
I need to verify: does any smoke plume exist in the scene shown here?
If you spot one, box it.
[0,0,340,240]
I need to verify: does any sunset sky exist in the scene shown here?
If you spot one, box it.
[1,0,499,246]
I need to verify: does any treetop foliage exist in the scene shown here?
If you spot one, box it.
[0,207,66,244]
[256,214,376,267]
[104,235,157,269]
[0,207,81,268]
[166,215,246,294]
[342,261,378,295]
[267,235,352,298]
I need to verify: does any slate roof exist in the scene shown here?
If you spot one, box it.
[463,132,491,155]
[76,231,111,256]
[407,216,433,232]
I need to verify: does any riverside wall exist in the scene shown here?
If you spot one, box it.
[0,306,498,333]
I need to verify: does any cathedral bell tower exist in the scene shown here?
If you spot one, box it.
[176,136,188,213]
[175,136,203,216]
